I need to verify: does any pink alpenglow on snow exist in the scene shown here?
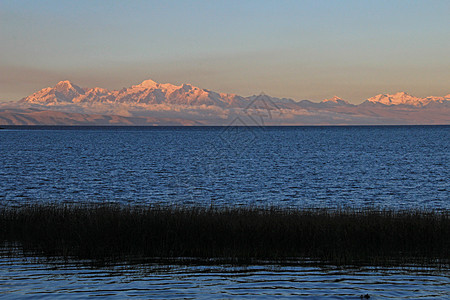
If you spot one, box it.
[1,80,449,126]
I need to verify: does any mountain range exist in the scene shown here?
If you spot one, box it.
[1,80,449,125]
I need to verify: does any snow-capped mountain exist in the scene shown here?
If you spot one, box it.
[19,79,248,108]
[320,96,353,107]
[1,79,449,125]
[365,92,450,107]
[18,79,449,109]
[20,80,86,105]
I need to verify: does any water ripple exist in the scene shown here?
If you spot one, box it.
[0,255,449,299]
[1,126,449,209]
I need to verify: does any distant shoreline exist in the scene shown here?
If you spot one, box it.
[1,124,449,129]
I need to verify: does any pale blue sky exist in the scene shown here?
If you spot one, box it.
[1,0,450,103]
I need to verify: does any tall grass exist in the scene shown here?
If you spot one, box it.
[1,204,449,266]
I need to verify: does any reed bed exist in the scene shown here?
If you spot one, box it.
[0,204,448,266]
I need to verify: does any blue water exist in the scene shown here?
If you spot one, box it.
[0,254,448,299]
[1,125,449,298]
[1,126,449,209]
[1,125,449,209]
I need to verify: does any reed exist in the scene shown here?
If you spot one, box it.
[0,204,448,266]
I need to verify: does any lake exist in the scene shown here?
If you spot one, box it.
[0,126,449,298]
[0,255,448,299]
[1,126,449,209]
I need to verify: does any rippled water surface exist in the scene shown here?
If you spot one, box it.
[1,126,449,209]
[0,255,448,299]
[1,126,449,298]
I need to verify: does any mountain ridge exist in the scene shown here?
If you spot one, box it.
[1,79,449,125]
[17,79,450,107]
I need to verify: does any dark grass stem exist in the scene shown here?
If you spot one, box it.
[0,204,448,266]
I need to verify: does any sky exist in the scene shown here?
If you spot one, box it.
[1,0,450,104]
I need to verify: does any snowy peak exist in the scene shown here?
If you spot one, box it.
[323,96,343,102]
[88,87,109,94]
[322,96,351,106]
[132,79,201,95]
[135,79,159,89]
[54,80,85,95]
[55,80,80,90]
[367,92,425,106]
[51,80,86,103]
[19,80,86,104]
[119,79,228,106]
[366,92,450,106]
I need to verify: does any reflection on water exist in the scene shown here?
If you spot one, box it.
[0,254,448,299]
